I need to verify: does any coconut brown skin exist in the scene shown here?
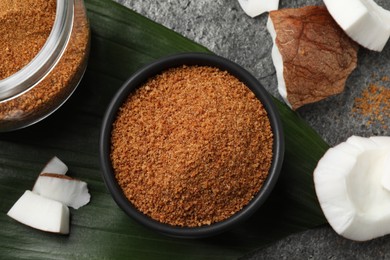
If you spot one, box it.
[270,6,359,110]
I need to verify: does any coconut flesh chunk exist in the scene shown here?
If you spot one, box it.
[40,156,68,175]
[267,6,359,110]
[238,0,279,18]
[323,0,390,51]
[7,190,69,234]
[7,157,90,234]
[33,173,90,209]
[314,135,390,241]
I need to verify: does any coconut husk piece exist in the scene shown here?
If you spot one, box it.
[268,6,359,110]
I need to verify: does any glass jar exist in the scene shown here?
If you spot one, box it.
[0,0,90,132]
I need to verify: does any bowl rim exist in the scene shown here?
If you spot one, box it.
[99,52,284,238]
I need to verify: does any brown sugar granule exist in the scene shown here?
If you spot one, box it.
[382,76,390,82]
[0,0,56,80]
[0,0,90,129]
[353,84,390,127]
[110,65,274,227]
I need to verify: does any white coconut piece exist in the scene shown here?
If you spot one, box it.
[372,136,390,191]
[33,173,90,209]
[346,135,379,151]
[370,136,390,148]
[7,190,69,234]
[266,16,289,107]
[323,0,390,51]
[238,0,279,18]
[40,156,68,175]
[314,135,390,241]
[381,154,390,192]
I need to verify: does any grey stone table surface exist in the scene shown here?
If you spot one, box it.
[114,0,390,259]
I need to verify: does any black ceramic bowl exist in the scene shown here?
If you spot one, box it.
[99,52,284,238]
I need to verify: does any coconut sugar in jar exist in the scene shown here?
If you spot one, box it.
[0,0,90,132]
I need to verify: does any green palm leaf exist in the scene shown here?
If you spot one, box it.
[0,0,328,258]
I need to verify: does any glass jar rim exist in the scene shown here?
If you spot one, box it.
[0,0,74,102]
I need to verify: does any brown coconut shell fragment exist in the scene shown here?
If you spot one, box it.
[268,6,359,110]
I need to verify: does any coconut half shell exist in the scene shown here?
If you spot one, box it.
[268,6,359,110]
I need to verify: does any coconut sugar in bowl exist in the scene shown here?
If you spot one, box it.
[100,53,284,238]
[0,0,90,132]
